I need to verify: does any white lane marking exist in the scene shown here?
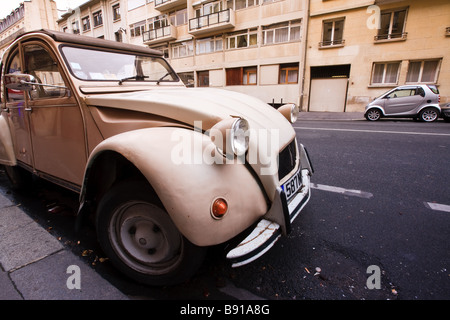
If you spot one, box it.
[311,183,373,199]
[424,202,450,213]
[294,126,450,137]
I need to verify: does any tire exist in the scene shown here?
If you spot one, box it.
[96,180,207,286]
[365,109,381,121]
[419,108,439,122]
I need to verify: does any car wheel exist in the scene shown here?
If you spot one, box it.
[365,109,381,121]
[96,180,207,286]
[419,108,439,122]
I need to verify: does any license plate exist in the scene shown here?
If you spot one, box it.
[281,169,302,201]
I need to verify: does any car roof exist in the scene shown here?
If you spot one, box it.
[14,29,164,57]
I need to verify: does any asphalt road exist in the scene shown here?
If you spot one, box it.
[1,118,449,301]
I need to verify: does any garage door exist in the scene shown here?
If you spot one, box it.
[309,78,348,112]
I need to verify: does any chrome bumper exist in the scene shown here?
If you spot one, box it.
[226,165,312,268]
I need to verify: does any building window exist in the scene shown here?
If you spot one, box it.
[171,41,194,59]
[72,21,80,34]
[232,0,257,10]
[371,62,401,85]
[320,18,344,47]
[82,16,91,32]
[406,59,441,84]
[169,9,187,26]
[93,11,103,27]
[196,36,223,54]
[130,21,146,37]
[226,29,257,49]
[279,63,299,84]
[226,66,257,86]
[113,4,121,21]
[375,8,407,41]
[263,20,301,45]
[198,71,210,87]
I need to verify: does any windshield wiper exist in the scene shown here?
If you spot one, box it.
[156,72,170,85]
[118,75,149,85]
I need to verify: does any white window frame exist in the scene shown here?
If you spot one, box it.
[371,61,401,85]
[263,20,301,45]
[406,59,441,84]
[171,40,194,59]
[226,29,258,50]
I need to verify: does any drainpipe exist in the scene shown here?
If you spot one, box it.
[300,0,310,112]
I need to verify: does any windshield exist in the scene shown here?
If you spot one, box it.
[60,46,178,83]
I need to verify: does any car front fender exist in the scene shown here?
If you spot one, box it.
[0,114,16,166]
[82,127,268,247]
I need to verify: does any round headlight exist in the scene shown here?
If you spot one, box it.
[278,103,299,123]
[230,118,250,156]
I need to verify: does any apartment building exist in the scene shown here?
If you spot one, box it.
[0,0,59,56]
[305,0,449,112]
[58,0,309,108]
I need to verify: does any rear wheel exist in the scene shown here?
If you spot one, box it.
[365,109,381,121]
[419,108,439,122]
[96,180,207,286]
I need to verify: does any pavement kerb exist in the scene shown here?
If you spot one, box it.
[0,192,128,300]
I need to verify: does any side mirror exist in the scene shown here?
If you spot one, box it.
[4,74,36,91]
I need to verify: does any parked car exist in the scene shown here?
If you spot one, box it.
[364,84,441,122]
[0,30,313,285]
[440,103,450,122]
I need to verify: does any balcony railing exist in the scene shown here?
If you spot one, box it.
[374,32,407,42]
[154,0,187,12]
[142,25,177,45]
[189,9,235,35]
[319,39,345,48]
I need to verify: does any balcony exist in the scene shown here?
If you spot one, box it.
[189,9,235,36]
[154,0,187,12]
[143,25,177,45]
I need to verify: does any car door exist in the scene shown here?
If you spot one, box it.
[3,47,34,170]
[383,87,424,115]
[23,42,86,188]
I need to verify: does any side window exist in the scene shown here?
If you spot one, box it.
[5,50,24,102]
[24,44,67,99]
[387,89,414,99]
[416,87,425,96]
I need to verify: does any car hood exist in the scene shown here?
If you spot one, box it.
[84,87,295,148]
[85,88,296,194]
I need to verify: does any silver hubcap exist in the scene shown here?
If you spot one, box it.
[367,110,380,120]
[422,110,437,122]
[109,202,183,275]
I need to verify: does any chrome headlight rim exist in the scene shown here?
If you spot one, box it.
[230,118,250,157]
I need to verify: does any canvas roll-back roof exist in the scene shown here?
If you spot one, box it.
[16,29,163,56]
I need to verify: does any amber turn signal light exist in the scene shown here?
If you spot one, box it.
[211,198,228,219]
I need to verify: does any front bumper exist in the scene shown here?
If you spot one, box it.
[226,144,312,267]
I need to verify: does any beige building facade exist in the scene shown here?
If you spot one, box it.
[305,0,449,112]
[0,0,59,57]
[5,0,449,112]
[58,0,309,108]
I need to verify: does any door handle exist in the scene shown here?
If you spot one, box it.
[25,107,32,112]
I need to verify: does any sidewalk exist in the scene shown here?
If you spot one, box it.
[297,111,365,121]
[0,192,128,300]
